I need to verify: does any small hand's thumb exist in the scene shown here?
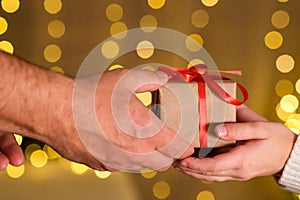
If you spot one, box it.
[215,123,268,141]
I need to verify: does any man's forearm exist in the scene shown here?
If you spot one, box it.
[0,51,74,144]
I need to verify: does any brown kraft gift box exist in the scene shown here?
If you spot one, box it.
[152,80,237,157]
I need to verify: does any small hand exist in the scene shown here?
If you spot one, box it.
[174,105,296,181]
[0,132,24,170]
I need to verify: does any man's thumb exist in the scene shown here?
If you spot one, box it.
[135,71,168,93]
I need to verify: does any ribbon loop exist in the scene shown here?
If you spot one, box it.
[159,64,248,106]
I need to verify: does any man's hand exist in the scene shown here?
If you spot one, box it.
[0,132,24,170]
[63,68,194,172]
[174,105,296,181]
[0,51,193,172]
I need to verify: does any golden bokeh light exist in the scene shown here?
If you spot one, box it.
[95,170,112,179]
[187,59,205,68]
[140,15,158,33]
[50,66,64,74]
[140,169,157,179]
[271,10,290,29]
[48,20,65,38]
[70,162,89,175]
[147,0,165,9]
[185,34,203,52]
[44,0,62,14]
[58,157,71,167]
[108,64,123,71]
[276,54,294,73]
[0,17,8,35]
[288,114,300,121]
[25,144,41,160]
[197,190,215,200]
[136,40,155,59]
[30,150,48,168]
[13,134,22,145]
[44,44,62,63]
[6,164,25,179]
[1,0,20,13]
[191,9,209,29]
[43,145,61,159]
[136,92,152,106]
[264,31,283,50]
[110,22,128,39]
[278,0,289,2]
[290,128,299,135]
[201,0,219,7]
[106,3,123,22]
[296,79,300,94]
[280,94,299,113]
[153,181,171,199]
[0,40,14,54]
[276,104,294,121]
[288,114,300,134]
[275,79,294,97]
[101,40,119,59]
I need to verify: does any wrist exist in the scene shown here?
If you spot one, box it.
[39,71,75,145]
[0,51,75,144]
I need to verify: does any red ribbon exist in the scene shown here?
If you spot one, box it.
[159,64,249,147]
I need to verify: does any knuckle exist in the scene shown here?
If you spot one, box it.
[235,157,254,180]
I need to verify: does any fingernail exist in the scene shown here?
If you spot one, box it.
[215,124,227,137]
[156,71,168,80]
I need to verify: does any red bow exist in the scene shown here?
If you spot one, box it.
[159,64,249,147]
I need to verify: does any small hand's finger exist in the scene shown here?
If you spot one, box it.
[0,152,9,170]
[215,122,269,141]
[236,105,268,122]
[175,163,246,179]
[176,146,245,173]
[0,134,24,166]
[175,166,239,182]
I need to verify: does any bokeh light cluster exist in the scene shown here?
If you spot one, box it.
[0,0,20,53]
[271,1,300,135]
[44,0,64,74]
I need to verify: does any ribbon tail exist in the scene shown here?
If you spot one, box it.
[198,81,208,148]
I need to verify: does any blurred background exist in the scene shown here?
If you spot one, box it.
[0,0,299,199]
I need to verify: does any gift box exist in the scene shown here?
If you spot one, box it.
[153,80,236,147]
[151,65,248,157]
